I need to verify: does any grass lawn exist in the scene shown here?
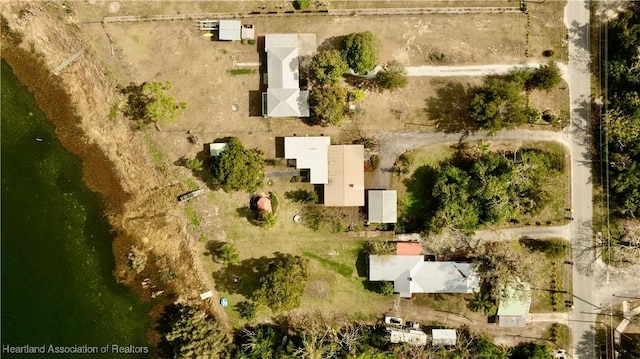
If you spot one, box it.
[192,175,396,327]
[524,238,572,313]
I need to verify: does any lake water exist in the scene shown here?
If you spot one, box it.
[1,60,152,357]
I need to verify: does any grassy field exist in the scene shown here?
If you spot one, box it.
[186,174,397,327]
[527,238,572,313]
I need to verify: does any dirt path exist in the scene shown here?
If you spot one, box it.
[405,62,570,83]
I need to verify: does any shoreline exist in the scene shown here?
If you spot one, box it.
[1,3,231,345]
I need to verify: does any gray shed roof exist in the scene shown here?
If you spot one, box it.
[432,329,457,346]
[368,190,397,223]
[219,20,241,41]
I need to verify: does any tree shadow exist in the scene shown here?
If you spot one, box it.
[154,302,181,358]
[317,35,346,52]
[355,244,368,278]
[205,240,227,262]
[343,73,378,92]
[400,165,440,233]
[212,256,273,299]
[574,324,596,359]
[424,82,476,133]
[236,206,261,226]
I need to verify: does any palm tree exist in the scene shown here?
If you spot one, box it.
[219,243,239,267]
[465,291,497,316]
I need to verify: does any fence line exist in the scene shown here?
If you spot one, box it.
[102,6,522,23]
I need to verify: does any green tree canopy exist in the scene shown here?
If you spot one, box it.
[528,62,562,91]
[468,77,528,134]
[309,84,348,126]
[374,60,408,92]
[342,31,381,75]
[309,50,349,85]
[474,241,542,299]
[599,10,640,217]
[210,137,265,192]
[122,81,186,129]
[163,305,230,359]
[427,150,557,233]
[253,253,309,312]
[509,342,552,359]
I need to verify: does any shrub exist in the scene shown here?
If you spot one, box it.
[127,246,147,273]
[374,60,408,91]
[268,192,279,212]
[292,0,311,10]
[234,301,257,320]
[542,49,555,57]
[247,39,256,45]
[284,189,318,204]
[378,281,394,296]
[185,158,204,171]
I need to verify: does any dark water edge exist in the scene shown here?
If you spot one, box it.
[1,52,152,358]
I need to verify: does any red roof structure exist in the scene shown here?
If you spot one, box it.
[257,197,272,213]
[396,242,421,256]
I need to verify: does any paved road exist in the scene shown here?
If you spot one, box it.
[564,1,596,358]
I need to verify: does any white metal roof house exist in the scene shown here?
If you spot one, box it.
[263,34,309,118]
[283,136,331,184]
[369,255,480,298]
[431,329,457,346]
[368,190,397,223]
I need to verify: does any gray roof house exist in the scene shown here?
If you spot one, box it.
[263,34,309,118]
[368,190,397,223]
[369,255,480,298]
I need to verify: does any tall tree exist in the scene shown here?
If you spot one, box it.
[468,77,527,134]
[309,50,349,85]
[309,84,348,126]
[527,62,562,91]
[210,137,265,192]
[253,253,309,312]
[473,241,542,299]
[342,31,381,75]
[122,81,186,128]
[163,305,231,359]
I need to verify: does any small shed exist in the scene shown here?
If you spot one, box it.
[368,190,397,223]
[257,197,272,213]
[209,143,228,157]
[432,329,457,346]
[219,20,241,41]
[396,242,421,256]
[241,24,255,40]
